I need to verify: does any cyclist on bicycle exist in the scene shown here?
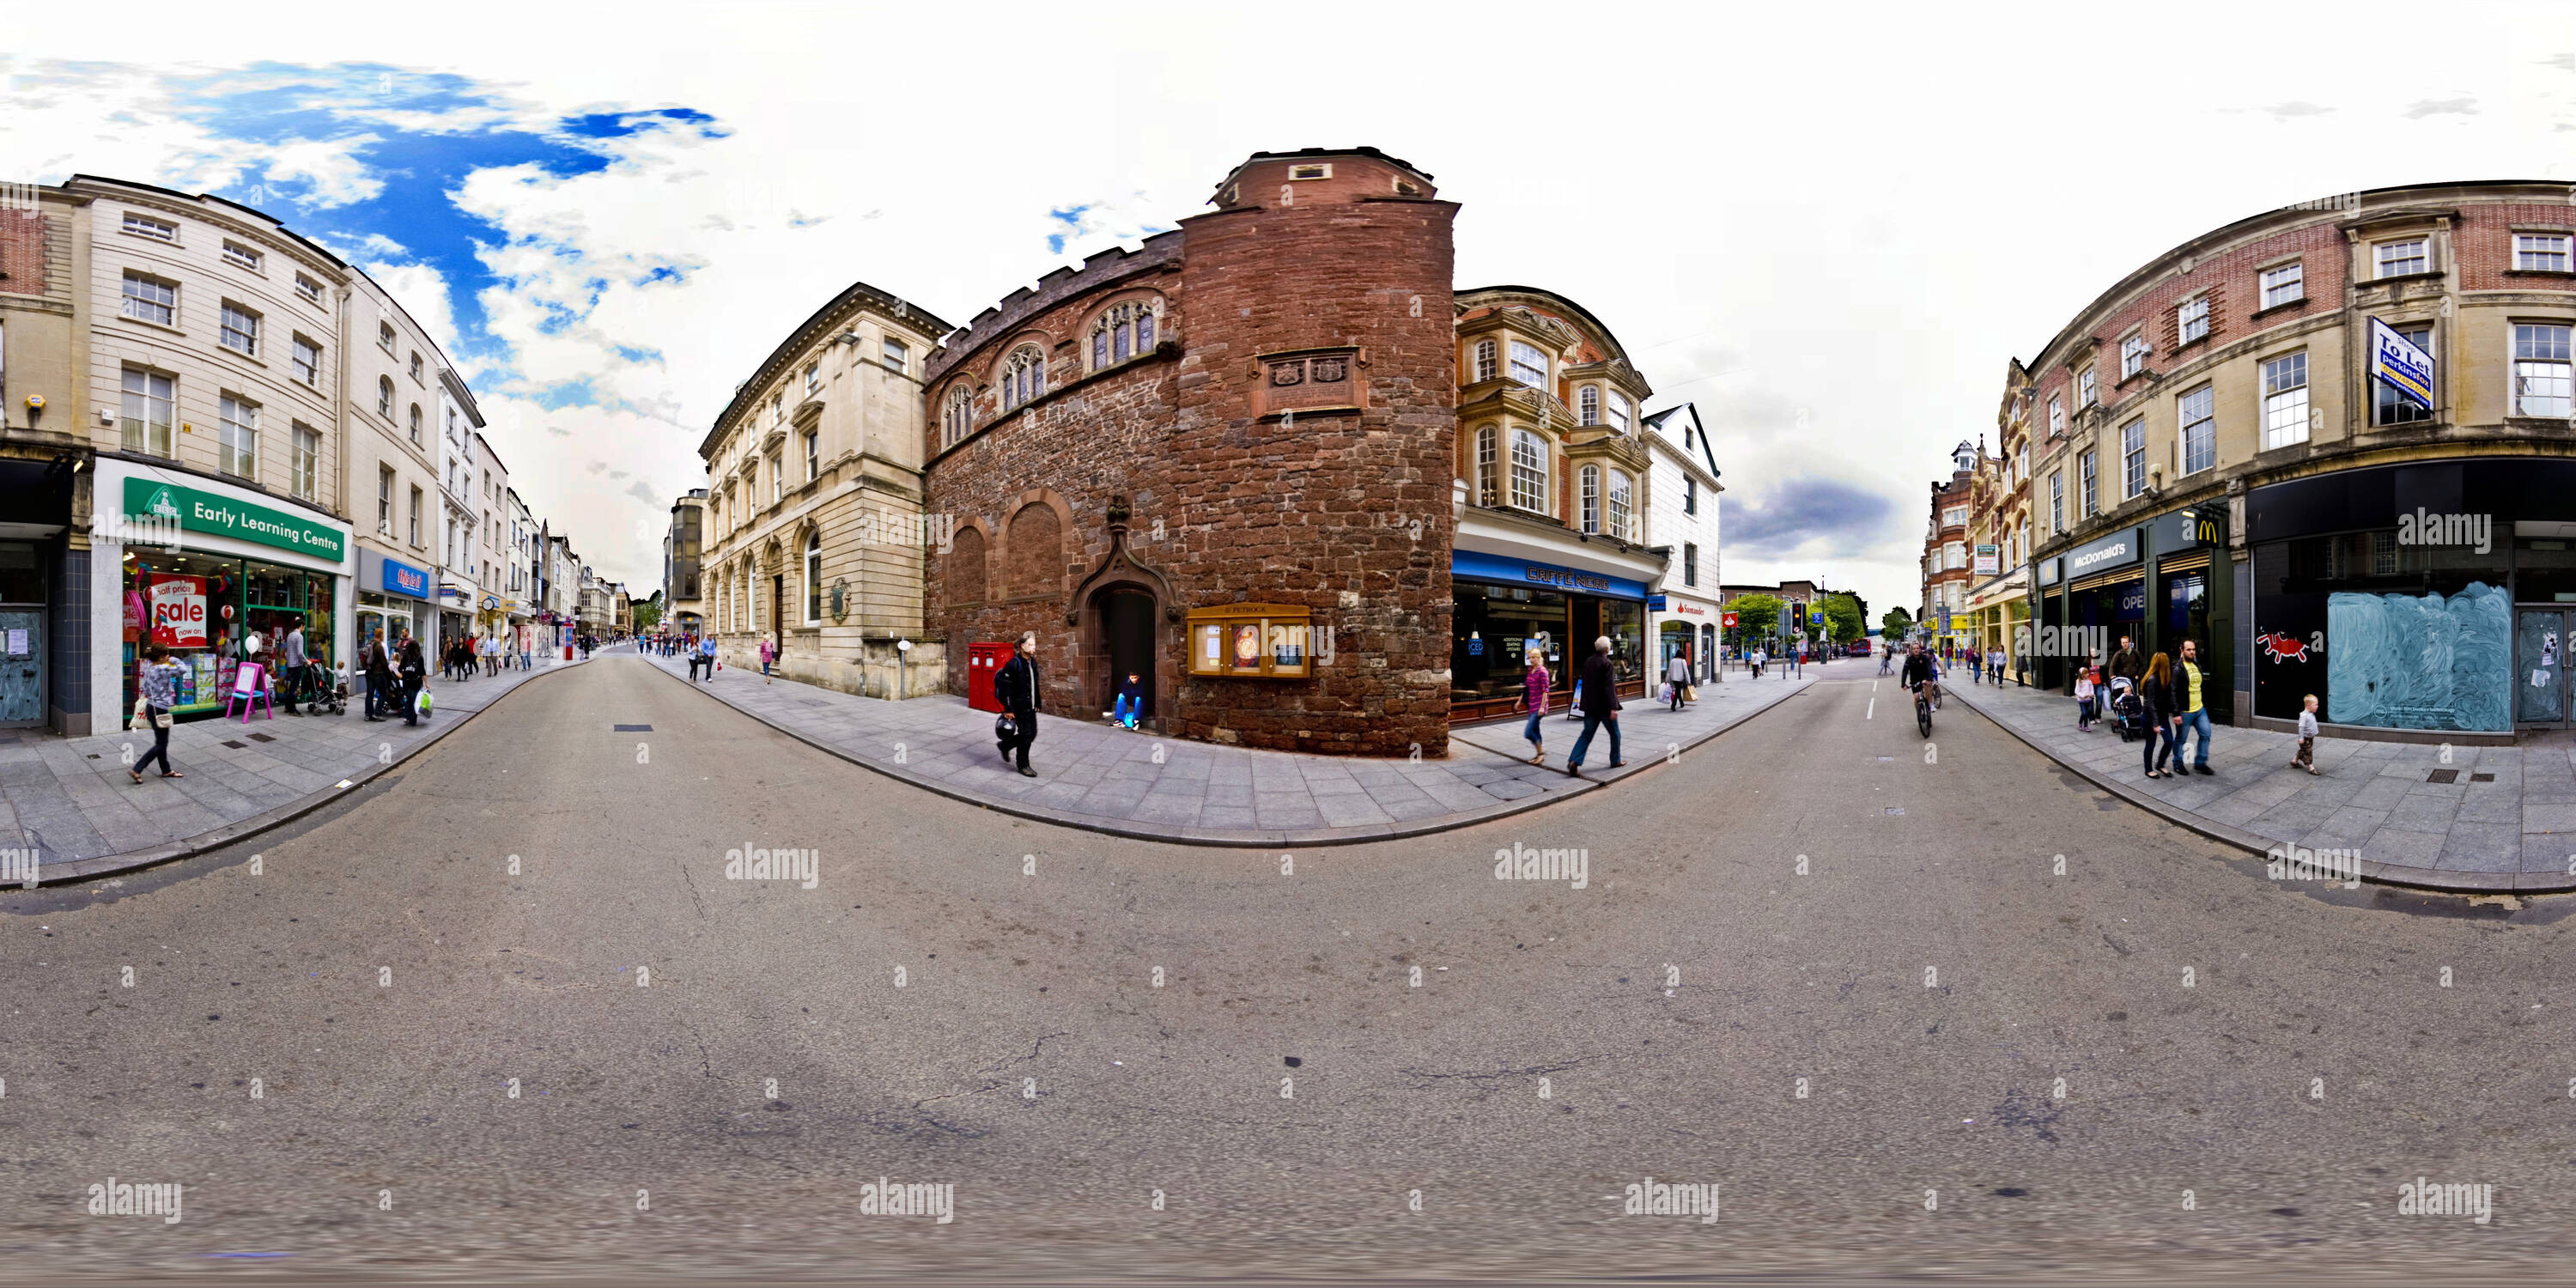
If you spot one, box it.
[1899,641,1941,713]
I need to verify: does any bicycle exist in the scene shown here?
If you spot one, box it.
[1913,682,1934,738]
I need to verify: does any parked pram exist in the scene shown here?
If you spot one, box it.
[2106,675,2150,743]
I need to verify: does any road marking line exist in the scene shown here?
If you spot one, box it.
[1866,696,1874,720]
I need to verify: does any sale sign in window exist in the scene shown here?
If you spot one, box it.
[149,575,208,647]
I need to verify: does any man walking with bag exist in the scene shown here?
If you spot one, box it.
[993,631,1042,778]
[1564,635,1625,777]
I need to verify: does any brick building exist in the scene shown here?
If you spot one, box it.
[924,148,1459,755]
[1920,441,1975,646]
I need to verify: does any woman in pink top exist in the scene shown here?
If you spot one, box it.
[758,636,776,683]
[1522,657,1552,765]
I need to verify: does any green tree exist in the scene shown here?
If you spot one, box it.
[1821,592,1865,644]
[632,598,664,632]
[1882,606,1914,637]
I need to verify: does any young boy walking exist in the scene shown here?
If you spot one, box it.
[2292,694,2321,775]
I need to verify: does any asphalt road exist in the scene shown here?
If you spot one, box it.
[5,658,2573,1284]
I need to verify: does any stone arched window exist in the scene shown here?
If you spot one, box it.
[1578,464,1601,533]
[947,526,988,605]
[1004,501,1062,599]
[1473,424,1498,507]
[1607,470,1633,540]
[940,384,974,449]
[1578,386,1600,425]
[1473,338,1498,383]
[999,345,1046,412]
[376,375,394,418]
[1091,300,1157,370]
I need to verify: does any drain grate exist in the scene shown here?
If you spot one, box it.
[613,724,653,732]
[2471,772,2495,782]
[2427,769,2459,784]
[247,732,276,743]
[221,740,249,750]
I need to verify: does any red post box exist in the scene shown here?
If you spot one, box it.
[966,641,1013,713]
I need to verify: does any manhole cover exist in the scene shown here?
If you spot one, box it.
[221,740,248,750]
[2471,772,2495,782]
[2427,769,2459,784]
[613,724,653,732]
[247,732,275,743]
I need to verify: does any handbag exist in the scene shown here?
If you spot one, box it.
[995,713,1018,742]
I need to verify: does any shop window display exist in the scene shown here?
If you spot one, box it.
[122,549,335,724]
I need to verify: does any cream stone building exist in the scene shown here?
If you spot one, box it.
[341,267,450,661]
[698,278,952,696]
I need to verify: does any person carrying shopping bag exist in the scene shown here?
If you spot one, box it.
[130,645,185,783]
[1665,652,1692,712]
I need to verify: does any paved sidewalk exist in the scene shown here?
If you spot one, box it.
[0,652,590,884]
[638,650,1818,844]
[1947,676,2576,893]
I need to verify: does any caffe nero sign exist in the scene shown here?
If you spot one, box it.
[125,477,346,562]
[2063,526,2143,580]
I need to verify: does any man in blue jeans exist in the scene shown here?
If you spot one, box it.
[1564,635,1625,777]
[2177,638,2215,774]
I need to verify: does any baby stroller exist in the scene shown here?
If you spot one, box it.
[2107,676,2149,743]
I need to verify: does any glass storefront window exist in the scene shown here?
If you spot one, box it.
[1452,582,1568,703]
[1601,598,1644,684]
[122,548,335,721]
[2253,532,2512,729]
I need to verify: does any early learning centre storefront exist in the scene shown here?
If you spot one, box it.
[92,462,352,727]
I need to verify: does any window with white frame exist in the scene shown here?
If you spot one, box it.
[804,429,819,481]
[883,337,910,372]
[120,271,176,326]
[122,211,176,241]
[2077,366,2097,408]
[1508,428,1547,512]
[295,273,323,304]
[217,302,260,358]
[222,240,262,272]
[410,486,422,547]
[1684,543,1698,586]
[1507,341,1547,388]
[1607,470,1632,539]
[2179,385,2215,474]
[409,404,422,444]
[770,453,783,502]
[1684,475,1697,514]
[379,320,395,350]
[999,346,1045,411]
[2178,295,2209,343]
[2080,449,2099,516]
[2262,351,2310,448]
[941,385,974,447]
[217,395,258,481]
[1942,506,1966,529]
[291,336,320,386]
[804,530,823,624]
[2374,322,2434,425]
[803,363,818,394]
[2047,394,2064,436]
[2260,262,2304,309]
[2516,234,2572,272]
[1609,393,1632,433]
[291,424,319,501]
[1474,424,1498,506]
[2375,239,2428,278]
[2049,471,2063,533]
[377,375,394,418]
[2120,417,2145,498]
[1578,386,1600,425]
[2514,323,2573,417]
[121,367,174,456]
[1578,464,1601,532]
[409,352,423,382]
[1473,338,1498,382]
[1943,542,1965,569]
[1091,301,1154,369]
[378,466,395,535]
[2120,332,2148,379]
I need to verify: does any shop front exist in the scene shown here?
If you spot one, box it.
[2247,458,2576,737]
[2037,513,2231,712]
[1650,592,1718,685]
[93,464,350,728]
[355,549,434,659]
[1450,550,1649,723]
[0,452,78,731]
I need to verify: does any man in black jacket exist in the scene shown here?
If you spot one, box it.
[1564,635,1625,776]
[994,631,1042,777]
[2109,635,2143,690]
[361,629,392,721]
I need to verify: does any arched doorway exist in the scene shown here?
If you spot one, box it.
[1094,586,1157,726]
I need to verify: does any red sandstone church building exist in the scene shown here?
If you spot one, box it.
[920,147,1669,756]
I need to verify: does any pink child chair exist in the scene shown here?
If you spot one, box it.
[227,660,274,723]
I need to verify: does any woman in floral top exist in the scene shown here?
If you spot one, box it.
[1522,655,1552,765]
[131,645,185,783]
